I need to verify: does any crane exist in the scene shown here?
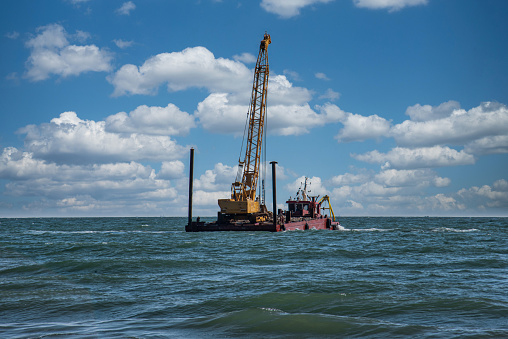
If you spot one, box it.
[218,32,271,223]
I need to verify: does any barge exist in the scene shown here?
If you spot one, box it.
[185,151,340,232]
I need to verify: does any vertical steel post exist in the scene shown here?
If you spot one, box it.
[270,161,277,229]
[188,148,194,227]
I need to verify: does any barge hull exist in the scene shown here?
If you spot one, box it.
[186,222,280,232]
[186,218,339,232]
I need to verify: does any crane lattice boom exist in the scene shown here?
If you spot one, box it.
[218,33,271,219]
[237,32,270,201]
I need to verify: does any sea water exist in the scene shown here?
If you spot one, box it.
[1,217,507,338]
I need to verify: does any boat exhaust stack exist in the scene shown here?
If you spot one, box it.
[188,148,194,227]
[270,161,277,229]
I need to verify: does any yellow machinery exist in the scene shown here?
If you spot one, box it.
[318,195,336,222]
[218,33,271,223]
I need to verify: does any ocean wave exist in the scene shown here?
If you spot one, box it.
[169,290,508,337]
[432,227,479,233]
[337,225,392,232]
[175,307,449,338]
[25,230,170,235]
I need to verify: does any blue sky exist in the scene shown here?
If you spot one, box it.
[1,0,507,217]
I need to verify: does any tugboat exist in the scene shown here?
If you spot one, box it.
[185,32,340,232]
[282,177,339,231]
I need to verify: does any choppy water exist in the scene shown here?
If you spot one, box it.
[1,217,507,338]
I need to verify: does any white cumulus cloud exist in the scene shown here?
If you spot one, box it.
[457,179,508,209]
[353,0,428,12]
[157,161,185,180]
[260,0,333,18]
[261,0,426,17]
[427,193,465,211]
[319,100,508,149]
[116,1,136,15]
[0,144,189,216]
[0,147,59,180]
[336,112,391,142]
[286,176,328,198]
[374,169,450,188]
[405,100,460,122]
[233,52,256,63]
[316,103,391,142]
[315,72,330,80]
[328,169,450,213]
[269,104,332,135]
[195,75,335,136]
[1,147,164,198]
[108,46,251,96]
[193,190,230,207]
[113,39,134,49]
[465,135,508,155]
[319,88,341,101]
[195,93,247,135]
[330,172,370,186]
[18,111,187,165]
[106,103,195,136]
[391,102,508,148]
[318,103,390,142]
[25,23,112,81]
[353,146,475,169]
[269,75,313,106]
[193,163,237,192]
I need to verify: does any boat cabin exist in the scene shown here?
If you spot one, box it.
[286,197,322,219]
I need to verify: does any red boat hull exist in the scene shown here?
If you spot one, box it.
[283,217,339,231]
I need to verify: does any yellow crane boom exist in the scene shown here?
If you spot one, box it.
[318,195,336,221]
[218,33,271,220]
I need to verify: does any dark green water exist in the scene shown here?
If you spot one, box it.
[1,217,507,338]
